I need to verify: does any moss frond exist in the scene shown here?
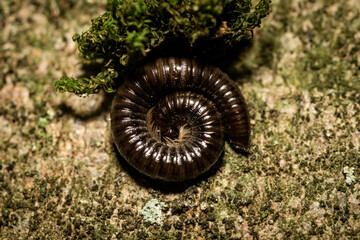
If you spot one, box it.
[55,68,117,97]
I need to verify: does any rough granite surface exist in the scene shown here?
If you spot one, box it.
[0,0,359,239]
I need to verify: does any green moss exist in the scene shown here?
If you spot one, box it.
[55,68,117,97]
[56,0,271,95]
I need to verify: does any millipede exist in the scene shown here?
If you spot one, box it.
[111,57,250,181]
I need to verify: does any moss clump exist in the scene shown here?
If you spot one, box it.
[56,0,271,96]
[55,68,117,96]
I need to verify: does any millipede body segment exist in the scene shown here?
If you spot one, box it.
[111,58,250,181]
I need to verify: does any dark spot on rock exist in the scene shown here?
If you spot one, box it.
[29,212,40,231]
[171,204,188,214]
[174,220,183,230]
[68,210,75,217]
[46,201,56,212]
[163,221,171,231]
[91,184,99,191]
[136,230,149,239]
[105,192,112,200]
[197,216,209,230]
[143,221,152,228]
[223,218,234,230]
[6,162,15,171]
[73,216,82,229]
[125,223,135,231]
[64,194,72,206]
[185,218,195,226]
[115,232,123,239]
[63,223,72,236]
[9,213,19,226]
[208,194,218,203]
[176,231,182,240]
[207,213,216,222]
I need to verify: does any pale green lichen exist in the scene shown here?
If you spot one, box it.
[140,199,167,224]
[343,166,356,185]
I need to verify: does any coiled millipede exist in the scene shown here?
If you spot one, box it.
[111,57,250,181]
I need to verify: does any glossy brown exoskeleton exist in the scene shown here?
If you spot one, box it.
[111,57,250,181]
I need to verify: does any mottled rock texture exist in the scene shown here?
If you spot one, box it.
[0,0,359,239]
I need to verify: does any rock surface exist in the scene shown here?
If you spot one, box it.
[0,0,359,239]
